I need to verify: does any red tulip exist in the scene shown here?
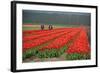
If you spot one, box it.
[67,29,90,54]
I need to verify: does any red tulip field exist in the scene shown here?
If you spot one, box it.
[22,27,91,62]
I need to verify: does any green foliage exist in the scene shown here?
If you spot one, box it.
[23,45,68,60]
[35,46,67,58]
[66,53,90,60]
[23,46,90,61]
[23,48,38,60]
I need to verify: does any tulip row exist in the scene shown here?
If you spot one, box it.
[23,29,73,51]
[23,28,68,36]
[39,29,81,51]
[23,27,91,60]
[66,29,90,54]
[23,28,72,42]
[23,28,81,59]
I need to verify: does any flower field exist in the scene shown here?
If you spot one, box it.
[22,27,91,62]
